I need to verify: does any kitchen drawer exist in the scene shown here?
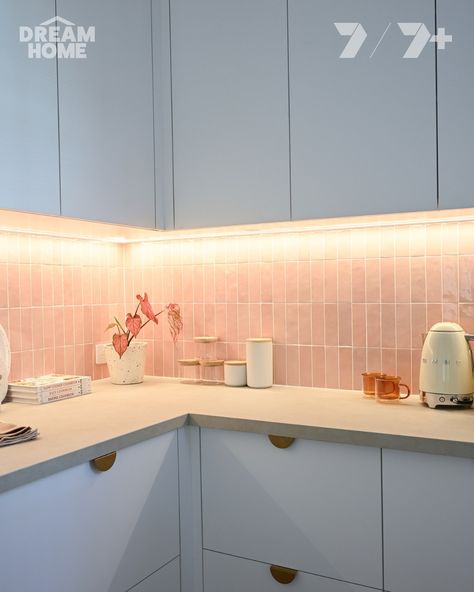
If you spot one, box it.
[203,550,378,592]
[0,430,179,592]
[130,557,180,592]
[201,429,382,589]
[383,449,474,592]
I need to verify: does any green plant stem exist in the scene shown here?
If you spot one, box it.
[114,317,127,334]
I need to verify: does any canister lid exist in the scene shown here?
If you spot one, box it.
[246,337,272,342]
[224,360,247,366]
[429,322,464,332]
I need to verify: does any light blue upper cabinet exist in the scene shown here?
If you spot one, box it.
[437,0,474,210]
[0,0,60,215]
[57,0,156,228]
[170,0,290,229]
[289,0,437,220]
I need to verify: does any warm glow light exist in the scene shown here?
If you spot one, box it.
[1,207,474,243]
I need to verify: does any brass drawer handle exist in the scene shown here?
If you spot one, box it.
[91,451,117,472]
[270,565,298,584]
[268,435,295,449]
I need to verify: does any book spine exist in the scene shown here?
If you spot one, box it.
[40,384,84,404]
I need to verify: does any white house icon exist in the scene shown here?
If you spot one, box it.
[40,16,76,27]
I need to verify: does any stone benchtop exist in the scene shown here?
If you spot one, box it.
[0,377,473,493]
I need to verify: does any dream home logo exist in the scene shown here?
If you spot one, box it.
[19,16,95,59]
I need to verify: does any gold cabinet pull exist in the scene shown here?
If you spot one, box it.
[91,451,117,472]
[270,565,298,584]
[268,435,295,449]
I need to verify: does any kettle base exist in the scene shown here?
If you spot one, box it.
[421,391,474,409]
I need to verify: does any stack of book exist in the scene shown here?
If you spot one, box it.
[6,374,92,405]
[0,421,38,447]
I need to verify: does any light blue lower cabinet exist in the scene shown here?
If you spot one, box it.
[203,550,377,592]
[0,431,179,592]
[201,429,383,590]
[129,557,180,592]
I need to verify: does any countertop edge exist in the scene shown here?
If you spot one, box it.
[188,414,474,459]
[0,415,188,494]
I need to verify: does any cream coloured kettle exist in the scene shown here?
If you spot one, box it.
[420,322,474,409]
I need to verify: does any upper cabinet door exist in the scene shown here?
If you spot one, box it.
[57,0,156,228]
[171,0,290,229]
[0,0,60,215]
[437,0,474,210]
[289,0,437,220]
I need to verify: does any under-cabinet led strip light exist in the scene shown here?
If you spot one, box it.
[0,210,474,243]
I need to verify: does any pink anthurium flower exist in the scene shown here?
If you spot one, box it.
[106,293,183,357]
[136,293,158,324]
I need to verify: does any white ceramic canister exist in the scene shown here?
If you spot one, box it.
[246,338,273,388]
[224,360,247,387]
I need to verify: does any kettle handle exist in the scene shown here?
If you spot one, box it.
[465,334,474,341]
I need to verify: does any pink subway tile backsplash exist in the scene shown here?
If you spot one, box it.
[2,218,474,393]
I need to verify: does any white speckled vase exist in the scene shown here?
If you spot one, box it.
[105,341,147,385]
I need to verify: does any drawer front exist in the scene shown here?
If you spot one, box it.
[0,431,179,592]
[201,429,382,589]
[130,557,180,592]
[383,449,474,592]
[204,550,378,592]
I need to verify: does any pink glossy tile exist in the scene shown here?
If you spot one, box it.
[312,346,325,387]
[261,303,273,337]
[324,260,337,302]
[225,264,238,303]
[337,260,352,302]
[459,222,474,255]
[351,260,366,303]
[261,263,273,303]
[324,304,338,346]
[339,348,353,390]
[338,302,352,346]
[459,303,474,333]
[310,261,324,302]
[396,303,411,348]
[395,258,410,302]
[427,302,443,327]
[19,265,32,307]
[381,348,397,376]
[311,303,325,345]
[410,258,426,303]
[274,344,286,385]
[459,255,474,302]
[7,264,20,307]
[298,303,312,345]
[426,257,442,303]
[352,303,366,348]
[237,303,251,343]
[298,261,311,302]
[273,262,285,303]
[425,224,442,256]
[411,303,427,350]
[365,259,380,303]
[299,346,312,387]
[249,303,261,336]
[285,262,298,302]
[325,347,339,388]
[286,346,300,386]
[380,258,395,303]
[381,303,396,348]
[0,264,7,308]
[442,256,458,303]
[20,308,33,351]
[366,304,381,348]
[367,348,382,373]
[286,303,299,344]
[353,347,366,388]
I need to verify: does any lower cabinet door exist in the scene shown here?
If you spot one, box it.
[203,550,377,592]
[201,429,382,589]
[0,431,179,592]
[383,449,474,592]
[130,557,180,592]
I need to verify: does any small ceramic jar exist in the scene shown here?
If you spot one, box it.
[224,360,247,387]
